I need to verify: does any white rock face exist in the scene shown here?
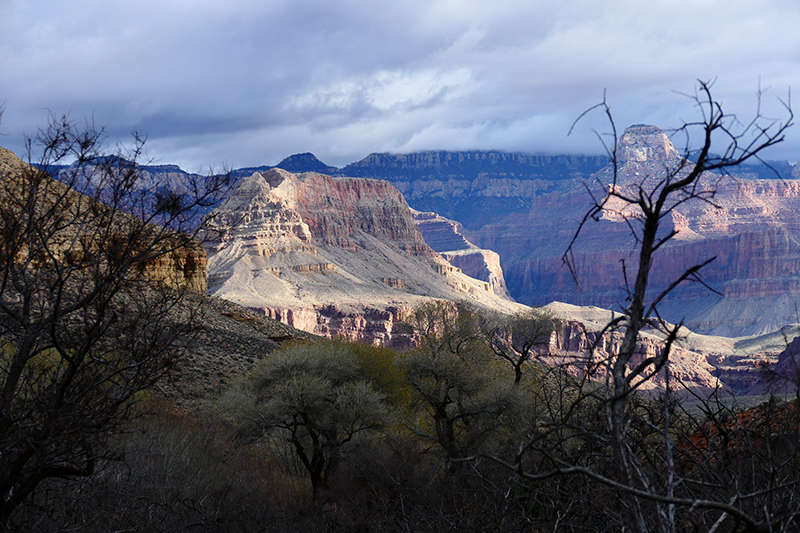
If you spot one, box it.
[411,209,512,299]
[615,124,680,162]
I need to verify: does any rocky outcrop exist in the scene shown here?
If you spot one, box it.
[411,210,511,298]
[0,146,208,292]
[542,302,800,396]
[615,124,680,162]
[440,249,509,299]
[538,318,720,395]
[203,169,526,346]
[143,239,207,292]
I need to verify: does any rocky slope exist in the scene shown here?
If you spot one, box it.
[202,168,526,346]
[0,147,208,292]
[543,302,800,396]
[156,293,314,409]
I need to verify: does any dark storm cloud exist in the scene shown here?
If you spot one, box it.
[2,0,799,170]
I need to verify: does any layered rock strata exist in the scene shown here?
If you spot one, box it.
[202,169,525,346]
[472,126,800,337]
[339,151,608,230]
[542,302,800,396]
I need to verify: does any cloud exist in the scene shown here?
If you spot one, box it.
[2,0,799,169]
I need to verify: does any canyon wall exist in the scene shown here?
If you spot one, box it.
[469,127,800,337]
[293,136,800,337]
[337,151,608,230]
[116,143,800,337]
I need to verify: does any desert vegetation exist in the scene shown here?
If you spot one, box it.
[10,313,800,532]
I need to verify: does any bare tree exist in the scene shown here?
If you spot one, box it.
[0,114,232,525]
[478,81,796,532]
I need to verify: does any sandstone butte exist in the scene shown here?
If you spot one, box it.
[201,168,528,348]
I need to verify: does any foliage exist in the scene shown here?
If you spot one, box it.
[221,340,391,504]
[400,300,532,462]
[479,306,559,386]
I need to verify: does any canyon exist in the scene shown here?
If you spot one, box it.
[195,155,799,395]
[7,126,800,396]
[270,129,800,338]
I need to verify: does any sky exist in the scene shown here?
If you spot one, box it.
[2,0,799,171]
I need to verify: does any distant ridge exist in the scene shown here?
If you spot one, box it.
[338,150,609,179]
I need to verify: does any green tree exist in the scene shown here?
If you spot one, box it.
[480,307,558,386]
[401,300,524,463]
[223,340,390,505]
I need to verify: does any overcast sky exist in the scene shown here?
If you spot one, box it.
[2,0,799,171]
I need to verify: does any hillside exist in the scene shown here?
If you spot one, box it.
[0,145,311,407]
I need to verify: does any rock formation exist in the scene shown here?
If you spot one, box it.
[268,139,795,338]
[542,302,800,396]
[467,126,800,337]
[411,209,511,299]
[202,169,526,346]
